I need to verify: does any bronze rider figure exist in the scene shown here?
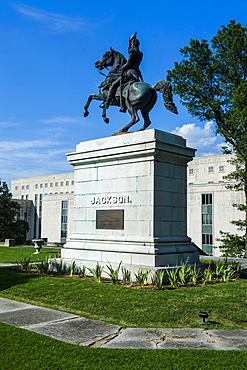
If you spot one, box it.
[101,32,143,111]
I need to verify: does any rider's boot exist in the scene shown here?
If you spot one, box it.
[103,86,115,109]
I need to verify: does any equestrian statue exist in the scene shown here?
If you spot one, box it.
[83,32,178,132]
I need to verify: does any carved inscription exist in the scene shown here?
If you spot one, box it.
[91,195,132,205]
[96,210,124,230]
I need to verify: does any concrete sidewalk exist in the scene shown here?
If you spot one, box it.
[0,298,246,350]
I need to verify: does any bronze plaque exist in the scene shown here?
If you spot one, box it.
[96,210,124,230]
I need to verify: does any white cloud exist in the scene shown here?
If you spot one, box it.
[0,121,21,128]
[41,116,82,124]
[171,121,223,156]
[0,140,59,152]
[12,3,95,32]
[0,139,73,186]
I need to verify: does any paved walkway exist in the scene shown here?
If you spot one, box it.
[0,298,246,350]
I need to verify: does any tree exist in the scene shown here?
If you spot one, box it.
[0,181,29,244]
[167,20,247,257]
[217,231,245,258]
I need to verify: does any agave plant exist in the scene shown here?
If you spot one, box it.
[87,263,104,282]
[220,267,236,282]
[202,267,213,284]
[35,260,50,274]
[214,264,226,280]
[190,263,200,285]
[105,261,122,284]
[122,267,132,283]
[178,261,192,285]
[152,270,165,290]
[55,260,64,274]
[66,261,76,276]
[165,266,179,287]
[18,257,31,272]
[134,269,149,287]
[78,265,86,278]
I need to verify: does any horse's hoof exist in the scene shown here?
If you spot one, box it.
[83,110,89,117]
[104,118,109,124]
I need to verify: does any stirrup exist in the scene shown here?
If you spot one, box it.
[119,107,126,113]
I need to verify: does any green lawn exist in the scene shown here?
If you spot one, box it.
[0,246,60,263]
[1,256,247,369]
[0,266,246,330]
[1,322,247,370]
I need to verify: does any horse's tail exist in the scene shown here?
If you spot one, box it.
[153,80,178,114]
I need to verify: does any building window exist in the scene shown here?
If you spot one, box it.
[66,181,69,186]
[208,167,214,173]
[22,185,24,190]
[50,183,53,187]
[189,168,194,175]
[55,182,58,187]
[45,183,48,188]
[219,166,225,173]
[26,185,29,189]
[61,200,68,244]
[34,194,38,239]
[15,186,18,190]
[71,181,74,185]
[202,193,213,255]
[60,181,63,187]
[38,194,43,238]
[40,184,43,188]
[35,184,38,189]
[26,195,29,200]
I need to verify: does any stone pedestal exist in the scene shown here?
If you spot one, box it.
[61,129,199,274]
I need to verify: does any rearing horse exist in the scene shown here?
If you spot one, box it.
[83,48,178,132]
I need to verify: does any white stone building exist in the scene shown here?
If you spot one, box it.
[11,173,75,244]
[187,154,244,256]
[11,154,244,255]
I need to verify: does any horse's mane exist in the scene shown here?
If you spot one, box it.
[111,49,127,66]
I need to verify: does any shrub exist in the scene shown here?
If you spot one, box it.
[217,231,245,258]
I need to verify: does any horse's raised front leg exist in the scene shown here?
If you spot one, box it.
[119,106,140,132]
[83,93,103,117]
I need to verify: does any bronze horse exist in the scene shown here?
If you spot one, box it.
[83,48,178,132]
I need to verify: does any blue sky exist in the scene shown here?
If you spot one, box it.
[1,0,246,186]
